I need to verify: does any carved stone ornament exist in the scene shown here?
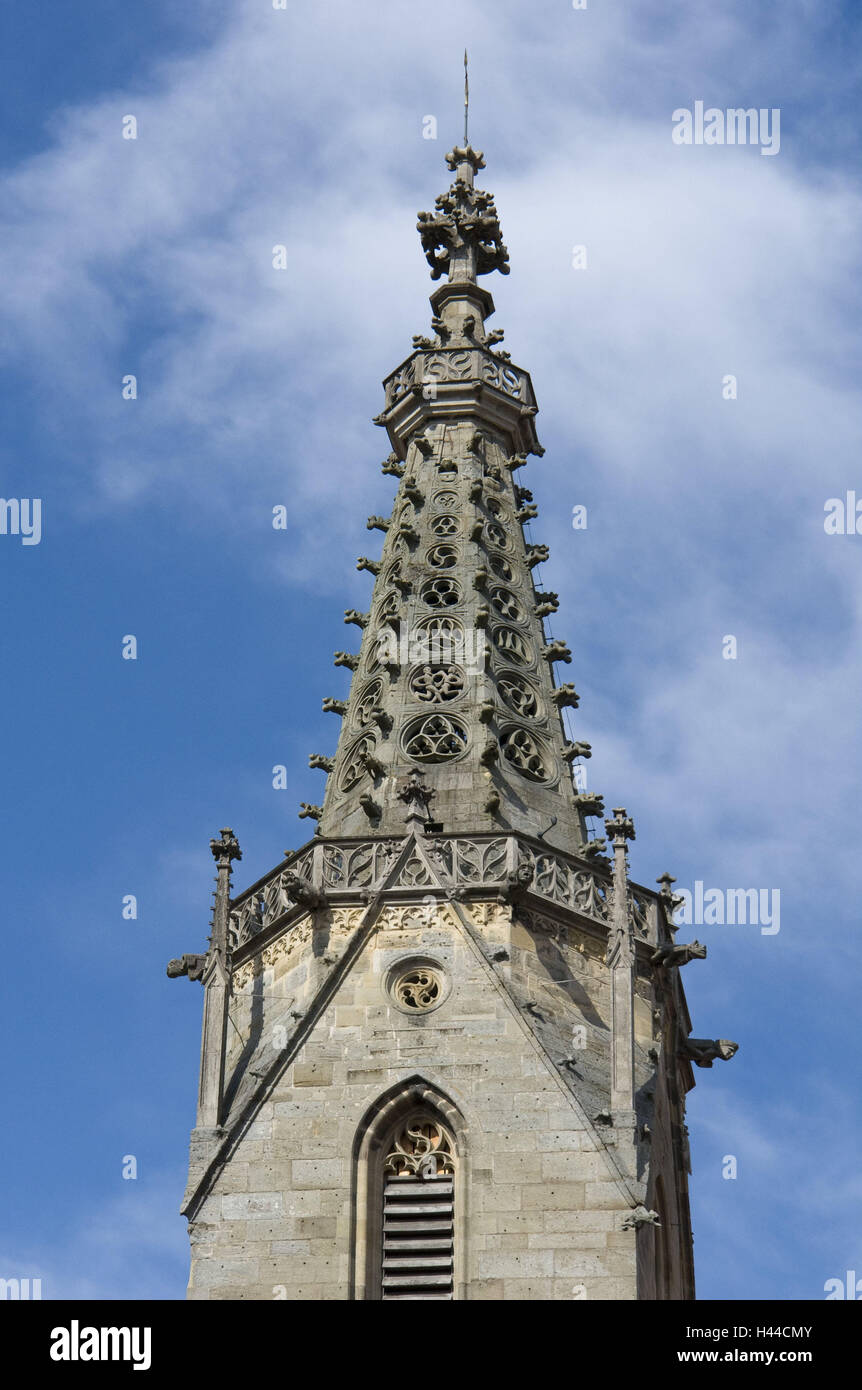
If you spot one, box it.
[384,1118,456,1178]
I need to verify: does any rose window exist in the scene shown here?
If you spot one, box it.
[404,713,468,762]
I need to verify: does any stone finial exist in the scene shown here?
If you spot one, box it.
[657,872,685,934]
[210,828,242,866]
[397,771,436,827]
[605,808,635,847]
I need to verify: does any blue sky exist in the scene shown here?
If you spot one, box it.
[1,0,860,1300]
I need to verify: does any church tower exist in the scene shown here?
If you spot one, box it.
[169,123,738,1301]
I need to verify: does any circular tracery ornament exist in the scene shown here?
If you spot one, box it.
[432,490,459,510]
[409,664,466,704]
[421,576,460,608]
[489,553,514,583]
[354,679,385,725]
[497,671,540,719]
[426,543,458,570]
[500,727,550,782]
[489,586,522,621]
[491,626,532,666]
[403,712,468,762]
[385,959,451,1022]
[339,734,377,790]
[430,513,460,538]
[484,521,509,550]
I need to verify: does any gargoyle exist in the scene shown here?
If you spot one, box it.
[356,556,381,575]
[506,453,527,471]
[551,684,579,709]
[403,480,424,504]
[322,698,347,715]
[333,652,359,670]
[366,515,390,532]
[479,740,499,767]
[369,707,393,732]
[622,1206,661,1231]
[541,640,572,664]
[298,803,322,821]
[574,792,605,817]
[283,870,325,910]
[468,480,484,502]
[516,504,538,522]
[166,953,207,982]
[381,455,405,478]
[515,486,533,504]
[343,609,368,628]
[486,328,505,345]
[527,544,550,568]
[534,598,558,619]
[413,433,434,457]
[484,789,501,815]
[473,567,488,590]
[412,335,434,349]
[396,524,419,546]
[502,861,534,899]
[562,741,592,761]
[681,1038,739,1068]
[358,792,381,820]
[650,940,707,968]
[479,700,495,724]
[308,754,333,772]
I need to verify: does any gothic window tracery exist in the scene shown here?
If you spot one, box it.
[501,727,549,781]
[492,626,532,665]
[421,576,461,607]
[489,586,522,621]
[430,514,460,538]
[354,679,385,726]
[426,544,458,570]
[497,672,540,718]
[404,713,468,762]
[340,735,378,790]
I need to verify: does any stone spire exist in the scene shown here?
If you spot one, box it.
[310,147,602,857]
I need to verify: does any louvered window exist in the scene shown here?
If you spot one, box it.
[381,1118,456,1300]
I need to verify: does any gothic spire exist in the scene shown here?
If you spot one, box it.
[309,142,600,859]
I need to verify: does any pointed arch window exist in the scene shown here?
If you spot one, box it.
[381,1115,456,1300]
[351,1079,465,1301]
